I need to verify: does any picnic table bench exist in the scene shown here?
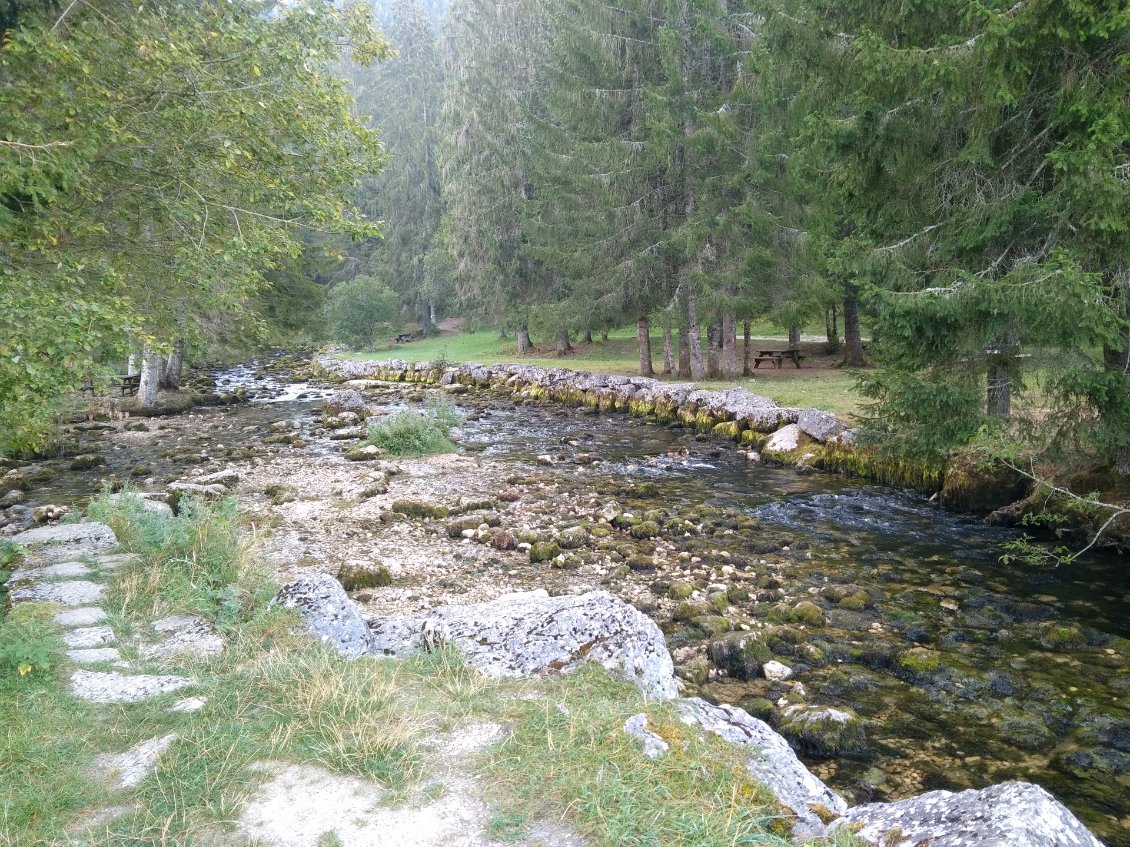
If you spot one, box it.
[753,349,806,369]
[396,330,425,344]
[113,374,141,396]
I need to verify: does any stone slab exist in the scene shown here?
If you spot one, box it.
[8,562,93,583]
[63,626,116,648]
[10,580,105,606]
[68,647,124,665]
[71,670,193,703]
[93,734,178,789]
[54,607,108,627]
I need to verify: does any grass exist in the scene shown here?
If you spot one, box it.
[366,395,466,457]
[0,492,864,846]
[347,325,870,419]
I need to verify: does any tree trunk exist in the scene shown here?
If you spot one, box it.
[742,321,752,376]
[687,294,706,380]
[517,326,532,355]
[706,323,720,378]
[826,305,841,353]
[677,325,691,378]
[1103,342,1129,475]
[582,329,593,344]
[136,345,161,408]
[721,307,738,378]
[788,325,801,350]
[164,338,186,390]
[986,360,1011,418]
[637,313,654,377]
[662,325,674,375]
[126,352,139,377]
[556,328,572,357]
[601,329,609,342]
[842,282,865,366]
[498,326,508,340]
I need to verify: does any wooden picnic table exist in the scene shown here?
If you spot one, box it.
[113,374,141,396]
[753,349,806,369]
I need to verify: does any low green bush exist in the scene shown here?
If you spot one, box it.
[366,396,465,457]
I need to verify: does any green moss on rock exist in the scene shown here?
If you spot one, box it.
[629,521,661,539]
[788,600,826,626]
[336,562,392,591]
[529,542,562,563]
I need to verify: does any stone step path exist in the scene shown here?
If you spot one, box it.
[8,522,208,705]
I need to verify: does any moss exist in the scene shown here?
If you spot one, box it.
[391,500,450,520]
[611,514,638,530]
[1038,622,1088,650]
[740,430,764,447]
[668,582,695,601]
[693,409,718,432]
[446,515,497,539]
[726,585,750,604]
[555,526,590,550]
[529,542,562,563]
[691,615,732,637]
[68,454,106,471]
[709,591,729,614]
[738,697,775,721]
[788,600,826,627]
[711,421,742,441]
[998,714,1054,751]
[895,647,942,676]
[629,521,660,539]
[336,562,392,591]
[709,632,772,680]
[779,704,867,756]
[673,601,710,622]
[628,397,657,417]
[837,590,870,611]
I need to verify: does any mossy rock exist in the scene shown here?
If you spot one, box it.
[997,712,1054,751]
[555,526,590,550]
[128,464,151,477]
[336,562,392,591]
[629,521,661,540]
[712,421,742,441]
[673,601,711,622]
[726,585,750,604]
[626,555,656,573]
[778,704,867,756]
[69,454,106,471]
[1038,622,1088,650]
[488,528,518,550]
[738,697,775,721]
[837,590,870,611]
[895,647,943,677]
[345,445,384,461]
[787,600,826,626]
[123,421,150,432]
[529,542,562,563]
[691,615,733,637]
[939,452,1030,514]
[709,632,772,680]
[391,500,450,520]
[359,482,388,499]
[708,591,729,614]
[675,658,710,687]
[611,514,639,530]
[668,582,695,601]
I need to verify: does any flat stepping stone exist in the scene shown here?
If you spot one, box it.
[8,561,94,583]
[142,616,224,660]
[54,607,108,627]
[68,647,125,665]
[64,626,116,648]
[71,670,193,703]
[10,580,105,606]
[93,734,178,788]
[170,696,208,713]
[9,522,117,558]
[93,554,136,571]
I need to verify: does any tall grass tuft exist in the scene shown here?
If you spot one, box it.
[88,488,274,627]
[366,395,465,457]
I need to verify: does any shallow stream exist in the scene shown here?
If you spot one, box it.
[10,361,1129,844]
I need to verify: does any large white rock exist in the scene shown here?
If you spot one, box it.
[422,589,678,700]
[762,424,803,456]
[676,698,846,840]
[834,781,1103,847]
[274,573,371,658]
[797,409,846,442]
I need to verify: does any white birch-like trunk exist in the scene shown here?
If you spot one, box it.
[721,308,738,378]
[165,338,186,390]
[136,345,161,408]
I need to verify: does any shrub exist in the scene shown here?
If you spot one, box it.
[326,275,400,349]
[366,396,465,458]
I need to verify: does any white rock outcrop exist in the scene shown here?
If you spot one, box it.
[676,698,846,840]
[273,572,372,659]
[833,781,1103,847]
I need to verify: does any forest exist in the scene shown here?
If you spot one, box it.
[2,0,1129,512]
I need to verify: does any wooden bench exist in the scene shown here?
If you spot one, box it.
[395,330,425,344]
[112,374,141,396]
[754,349,806,369]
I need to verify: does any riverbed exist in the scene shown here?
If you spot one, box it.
[4,358,1127,844]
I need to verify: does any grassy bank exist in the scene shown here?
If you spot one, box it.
[348,327,869,419]
[2,493,859,846]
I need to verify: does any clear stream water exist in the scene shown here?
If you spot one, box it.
[18,363,1130,844]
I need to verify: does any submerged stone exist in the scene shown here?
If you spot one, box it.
[778,703,867,756]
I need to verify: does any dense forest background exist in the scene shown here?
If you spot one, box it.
[2,0,1128,530]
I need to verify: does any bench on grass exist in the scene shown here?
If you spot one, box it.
[754,349,806,369]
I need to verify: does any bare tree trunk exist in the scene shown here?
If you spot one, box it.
[662,325,674,375]
[687,294,705,380]
[742,321,752,376]
[986,361,1011,418]
[706,323,720,378]
[677,326,691,378]
[126,352,139,377]
[842,281,866,366]
[601,329,609,342]
[556,329,572,357]
[498,326,508,340]
[788,325,801,350]
[164,338,186,390]
[721,307,738,378]
[582,329,593,344]
[517,326,532,355]
[826,305,841,353]
[136,345,161,408]
[637,313,654,377]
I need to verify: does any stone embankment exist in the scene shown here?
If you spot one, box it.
[278,569,1105,847]
[316,357,938,491]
